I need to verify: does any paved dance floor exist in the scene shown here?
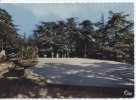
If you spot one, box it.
[33,58,134,87]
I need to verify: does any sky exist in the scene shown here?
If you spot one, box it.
[0,3,134,36]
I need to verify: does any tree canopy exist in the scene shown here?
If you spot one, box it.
[0,8,22,51]
[0,8,133,64]
[33,11,134,64]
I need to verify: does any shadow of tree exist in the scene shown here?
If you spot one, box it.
[0,77,44,98]
[0,61,134,98]
[32,61,134,98]
[0,77,134,98]
[46,83,134,98]
[33,62,134,87]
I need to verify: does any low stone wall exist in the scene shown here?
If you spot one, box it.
[0,62,14,77]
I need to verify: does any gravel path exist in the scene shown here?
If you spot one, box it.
[33,58,134,88]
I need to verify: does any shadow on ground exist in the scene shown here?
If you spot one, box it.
[0,61,134,98]
[0,77,134,98]
[33,62,134,87]
[0,77,44,98]
[32,61,134,98]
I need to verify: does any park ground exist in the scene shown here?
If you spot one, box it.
[0,58,134,98]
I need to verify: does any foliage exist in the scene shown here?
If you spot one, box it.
[33,12,134,64]
[19,46,36,60]
[0,8,38,61]
[0,7,133,64]
[0,8,22,52]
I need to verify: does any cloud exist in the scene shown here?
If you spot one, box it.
[0,3,133,36]
[19,4,89,20]
[13,3,133,22]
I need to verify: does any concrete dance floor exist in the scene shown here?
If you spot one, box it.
[33,58,134,88]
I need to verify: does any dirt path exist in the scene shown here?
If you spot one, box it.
[0,59,134,98]
[33,58,134,87]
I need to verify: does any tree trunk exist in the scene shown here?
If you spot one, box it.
[84,44,87,58]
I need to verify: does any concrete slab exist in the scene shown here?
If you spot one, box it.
[33,58,134,87]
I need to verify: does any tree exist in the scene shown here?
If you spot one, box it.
[103,11,134,63]
[79,20,95,57]
[34,22,58,57]
[33,12,133,64]
[0,8,21,52]
[64,17,78,57]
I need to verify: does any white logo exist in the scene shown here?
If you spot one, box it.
[123,90,132,96]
